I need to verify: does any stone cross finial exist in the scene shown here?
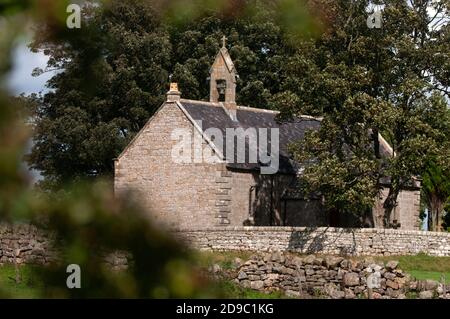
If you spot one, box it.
[222,35,227,48]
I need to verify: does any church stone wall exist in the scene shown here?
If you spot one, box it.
[228,172,312,227]
[209,48,236,104]
[229,170,257,226]
[284,200,327,227]
[114,102,226,229]
[396,189,422,230]
[372,188,421,230]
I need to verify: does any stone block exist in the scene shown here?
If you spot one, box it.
[343,272,360,286]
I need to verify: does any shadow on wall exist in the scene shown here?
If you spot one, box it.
[250,174,321,226]
[246,172,375,229]
[287,227,359,256]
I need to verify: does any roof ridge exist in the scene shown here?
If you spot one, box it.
[179,98,221,106]
[237,105,279,114]
[180,99,323,121]
[237,105,323,121]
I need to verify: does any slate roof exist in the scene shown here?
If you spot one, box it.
[179,99,398,179]
[180,99,321,174]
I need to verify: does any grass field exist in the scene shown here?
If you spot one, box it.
[216,281,287,299]
[407,270,450,282]
[0,252,449,298]
[0,265,44,298]
[376,253,450,283]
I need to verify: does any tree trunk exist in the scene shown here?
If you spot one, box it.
[437,202,444,232]
[432,208,438,231]
[383,185,400,228]
[427,208,432,231]
[429,194,444,232]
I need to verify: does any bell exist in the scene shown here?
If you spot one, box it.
[216,80,226,95]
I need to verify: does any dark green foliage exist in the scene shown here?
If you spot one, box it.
[22,0,450,223]
[1,0,225,299]
[280,0,450,220]
[422,159,450,231]
[27,0,318,186]
[27,1,173,185]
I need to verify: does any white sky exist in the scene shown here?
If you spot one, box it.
[5,41,49,182]
[6,42,53,95]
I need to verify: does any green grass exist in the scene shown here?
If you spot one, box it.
[375,253,450,282]
[217,280,287,299]
[194,250,253,270]
[0,265,43,298]
[376,253,450,273]
[407,270,450,282]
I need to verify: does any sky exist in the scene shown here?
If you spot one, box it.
[5,42,51,182]
[6,42,54,95]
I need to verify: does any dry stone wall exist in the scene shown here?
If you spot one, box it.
[178,227,450,256]
[0,223,128,269]
[2,224,450,267]
[0,223,58,265]
[224,252,450,299]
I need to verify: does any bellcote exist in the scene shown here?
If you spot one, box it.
[209,37,238,121]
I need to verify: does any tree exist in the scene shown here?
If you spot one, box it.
[276,0,450,224]
[422,160,450,231]
[1,0,223,298]
[420,105,450,231]
[27,0,317,188]
[27,1,172,187]
[27,0,450,227]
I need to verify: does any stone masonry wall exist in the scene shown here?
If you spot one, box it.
[177,227,450,256]
[2,223,450,268]
[372,188,421,230]
[0,224,58,265]
[115,102,227,229]
[224,252,449,299]
[0,223,128,269]
[230,170,256,225]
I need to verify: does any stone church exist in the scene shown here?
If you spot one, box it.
[114,43,421,230]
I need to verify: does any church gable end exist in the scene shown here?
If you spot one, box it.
[114,98,227,229]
